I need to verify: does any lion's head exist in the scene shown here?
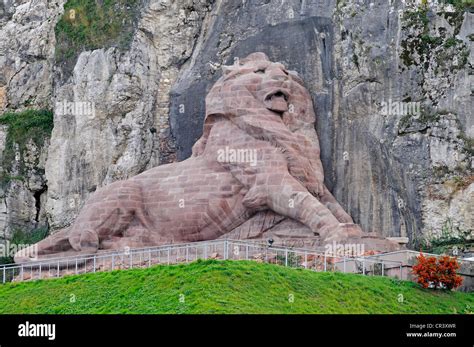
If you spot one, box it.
[204,52,316,131]
[193,53,325,196]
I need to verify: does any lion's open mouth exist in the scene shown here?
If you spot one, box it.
[264,90,289,113]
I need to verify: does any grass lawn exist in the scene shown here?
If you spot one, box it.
[0,260,472,314]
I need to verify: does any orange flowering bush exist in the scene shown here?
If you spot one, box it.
[412,253,463,290]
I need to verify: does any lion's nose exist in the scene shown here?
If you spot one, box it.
[267,63,289,82]
[271,74,288,82]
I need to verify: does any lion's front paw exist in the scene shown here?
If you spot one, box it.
[307,180,325,199]
[337,223,364,238]
[242,186,268,210]
[320,223,364,243]
[77,229,99,253]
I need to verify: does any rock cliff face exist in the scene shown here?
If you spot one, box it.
[0,0,63,239]
[0,0,472,249]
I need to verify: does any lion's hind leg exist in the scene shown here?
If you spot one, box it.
[68,205,123,253]
[68,180,148,253]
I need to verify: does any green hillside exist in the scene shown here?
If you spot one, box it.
[0,260,472,314]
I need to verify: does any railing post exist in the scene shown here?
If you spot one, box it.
[304,251,307,269]
[57,261,60,277]
[224,240,228,260]
[3,265,6,284]
[343,256,346,273]
[324,254,327,272]
[148,250,152,268]
[399,264,402,280]
[362,259,366,275]
[167,248,170,265]
[93,255,96,273]
[204,243,208,260]
[20,264,24,281]
[130,252,133,269]
[381,262,384,277]
[285,250,288,267]
[39,264,42,279]
[112,254,115,271]
[246,245,249,260]
[186,245,189,263]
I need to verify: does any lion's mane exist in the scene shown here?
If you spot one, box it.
[192,52,325,197]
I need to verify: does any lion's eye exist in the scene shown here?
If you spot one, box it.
[255,68,266,74]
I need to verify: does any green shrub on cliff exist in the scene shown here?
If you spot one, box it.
[55,0,141,76]
[0,227,49,265]
[443,0,474,10]
[0,109,53,181]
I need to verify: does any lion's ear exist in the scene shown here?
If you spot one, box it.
[288,70,305,85]
[222,65,233,76]
[191,138,206,157]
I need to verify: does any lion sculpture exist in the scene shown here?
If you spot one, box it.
[15,53,398,262]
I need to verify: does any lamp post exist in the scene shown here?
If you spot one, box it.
[265,238,274,263]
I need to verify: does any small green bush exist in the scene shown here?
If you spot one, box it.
[0,109,53,182]
[0,227,49,265]
[420,219,473,255]
[55,0,141,76]
[400,3,470,70]
[443,0,474,10]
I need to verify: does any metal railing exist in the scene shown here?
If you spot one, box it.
[0,239,404,284]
